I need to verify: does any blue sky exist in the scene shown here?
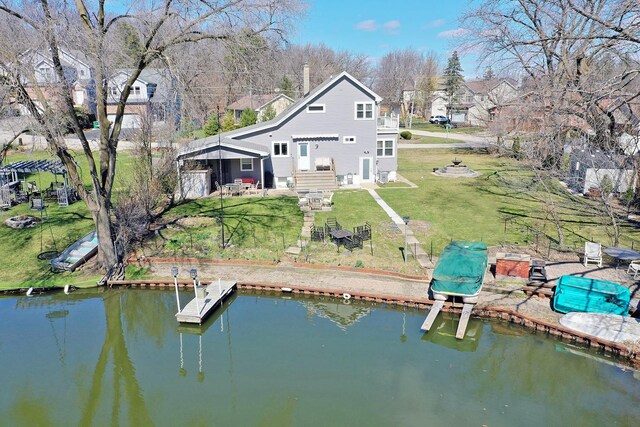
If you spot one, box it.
[290,0,481,77]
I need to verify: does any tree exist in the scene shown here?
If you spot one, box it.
[203,113,220,136]
[373,48,424,117]
[0,0,303,281]
[261,104,276,122]
[415,51,440,119]
[239,108,257,127]
[461,0,640,246]
[279,76,295,99]
[483,66,495,80]
[443,51,464,121]
[221,110,237,132]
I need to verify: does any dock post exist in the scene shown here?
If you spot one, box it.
[172,266,181,313]
[190,269,200,315]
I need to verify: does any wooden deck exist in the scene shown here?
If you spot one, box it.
[176,280,237,324]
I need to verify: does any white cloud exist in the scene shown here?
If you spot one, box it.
[424,19,445,29]
[382,20,401,34]
[437,27,470,38]
[355,20,378,31]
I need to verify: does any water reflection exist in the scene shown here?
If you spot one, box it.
[421,312,483,352]
[2,290,640,426]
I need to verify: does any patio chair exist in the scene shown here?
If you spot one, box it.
[297,191,308,207]
[322,191,334,208]
[627,260,640,279]
[353,222,371,241]
[325,217,341,234]
[250,181,261,195]
[310,224,325,242]
[583,241,603,267]
[343,234,363,251]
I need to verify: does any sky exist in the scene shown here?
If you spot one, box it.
[290,0,482,77]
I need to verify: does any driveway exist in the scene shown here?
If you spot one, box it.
[398,129,493,149]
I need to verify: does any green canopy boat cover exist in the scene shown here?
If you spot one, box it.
[553,275,630,315]
[431,241,488,296]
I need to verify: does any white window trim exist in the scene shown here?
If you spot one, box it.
[354,102,374,120]
[343,136,357,144]
[240,158,253,171]
[376,139,395,158]
[307,104,326,113]
[272,141,289,157]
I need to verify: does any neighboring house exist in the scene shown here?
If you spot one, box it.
[17,48,96,116]
[227,93,294,123]
[567,148,635,195]
[403,77,518,126]
[107,68,180,129]
[176,71,399,198]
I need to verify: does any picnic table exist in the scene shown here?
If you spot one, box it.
[329,229,353,252]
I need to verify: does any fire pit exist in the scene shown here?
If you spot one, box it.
[433,158,480,178]
[5,215,39,229]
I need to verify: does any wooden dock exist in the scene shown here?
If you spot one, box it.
[420,300,444,332]
[176,280,236,324]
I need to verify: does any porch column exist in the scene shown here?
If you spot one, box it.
[260,157,265,190]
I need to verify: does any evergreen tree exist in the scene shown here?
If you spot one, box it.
[443,51,464,121]
[221,110,237,132]
[483,66,495,80]
[279,76,295,99]
[203,113,219,136]
[260,104,276,122]
[239,108,258,127]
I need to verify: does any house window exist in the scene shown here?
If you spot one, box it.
[110,87,118,96]
[39,67,52,79]
[272,141,289,157]
[240,158,253,171]
[355,102,373,119]
[343,136,356,144]
[307,104,325,113]
[80,69,85,77]
[133,86,141,96]
[466,95,473,103]
[377,139,394,157]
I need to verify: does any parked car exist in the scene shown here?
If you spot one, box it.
[429,115,449,125]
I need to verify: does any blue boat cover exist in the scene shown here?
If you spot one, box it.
[553,275,630,315]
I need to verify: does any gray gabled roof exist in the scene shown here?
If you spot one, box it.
[177,136,269,159]
[110,68,175,104]
[223,71,382,139]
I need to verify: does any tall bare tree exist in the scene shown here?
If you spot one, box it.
[373,48,423,118]
[0,0,304,281]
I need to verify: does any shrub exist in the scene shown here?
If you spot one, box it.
[355,260,364,268]
[400,131,412,140]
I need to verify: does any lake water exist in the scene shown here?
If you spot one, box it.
[1,288,639,426]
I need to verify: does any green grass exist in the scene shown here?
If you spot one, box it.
[312,190,424,274]
[0,150,136,289]
[378,149,640,254]
[139,196,304,261]
[400,135,464,144]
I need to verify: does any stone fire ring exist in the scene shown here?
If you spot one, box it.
[5,215,40,229]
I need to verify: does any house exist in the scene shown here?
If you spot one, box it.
[403,77,519,126]
[16,48,96,117]
[106,68,180,128]
[176,71,399,198]
[567,148,635,195]
[227,93,294,123]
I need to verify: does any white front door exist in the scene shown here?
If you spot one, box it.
[360,157,373,182]
[297,142,310,171]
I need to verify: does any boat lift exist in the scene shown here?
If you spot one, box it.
[172,267,236,324]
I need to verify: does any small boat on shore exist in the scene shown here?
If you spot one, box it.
[430,241,488,304]
[553,275,630,315]
[560,312,640,344]
[50,230,98,272]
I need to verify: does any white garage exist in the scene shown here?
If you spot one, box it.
[107,114,141,129]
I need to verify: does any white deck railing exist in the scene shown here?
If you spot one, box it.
[377,116,399,130]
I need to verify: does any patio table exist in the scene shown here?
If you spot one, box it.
[603,246,640,263]
[329,229,353,252]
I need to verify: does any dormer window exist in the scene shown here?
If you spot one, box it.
[307,104,325,113]
[133,86,141,96]
[110,87,118,97]
[355,102,373,120]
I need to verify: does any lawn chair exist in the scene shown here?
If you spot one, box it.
[583,241,602,267]
[310,224,325,242]
[353,222,371,241]
[627,260,640,279]
[343,234,363,251]
[325,217,341,234]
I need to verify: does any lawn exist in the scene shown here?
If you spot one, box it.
[378,149,640,255]
[138,196,304,262]
[399,135,464,144]
[0,149,136,289]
